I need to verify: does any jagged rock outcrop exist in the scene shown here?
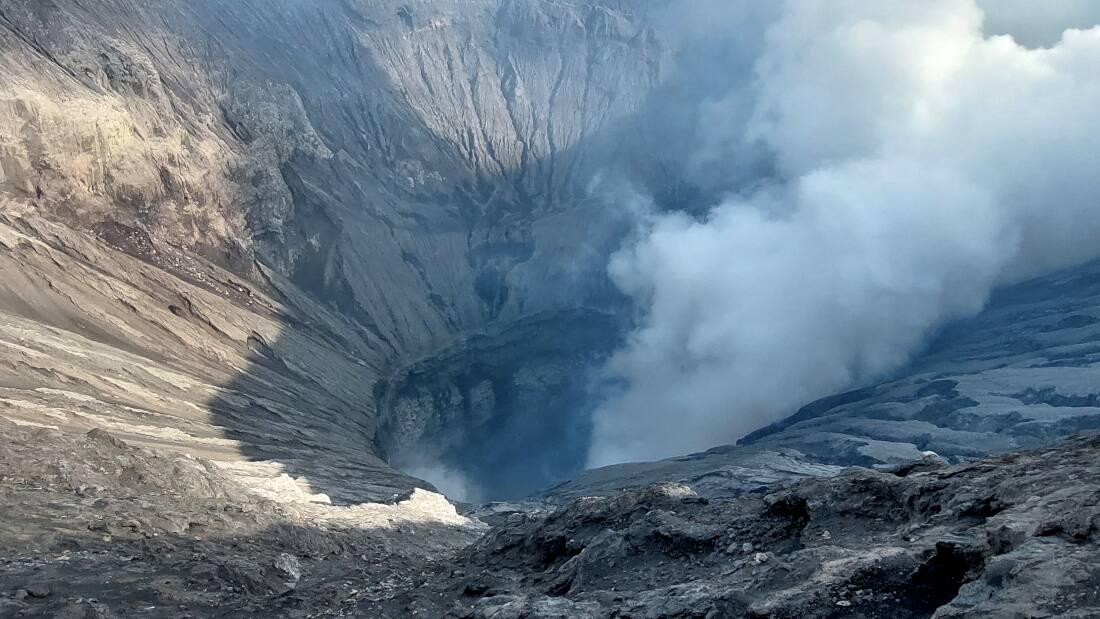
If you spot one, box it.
[379,433,1100,618]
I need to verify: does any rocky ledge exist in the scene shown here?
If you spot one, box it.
[0,417,484,618]
[391,432,1100,618]
[4,412,1099,618]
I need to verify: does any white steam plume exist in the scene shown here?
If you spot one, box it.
[588,0,1100,466]
[400,457,482,503]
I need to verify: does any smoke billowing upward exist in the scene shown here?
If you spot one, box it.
[588,0,1100,466]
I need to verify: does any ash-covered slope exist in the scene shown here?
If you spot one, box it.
[1,0,658,331]
[0,0,664,500]
[0,214,417,504]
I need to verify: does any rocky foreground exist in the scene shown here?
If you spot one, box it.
[3,414,1099,618]
[0,417,484,618]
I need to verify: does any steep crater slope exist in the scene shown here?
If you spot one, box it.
[0,0,666,500]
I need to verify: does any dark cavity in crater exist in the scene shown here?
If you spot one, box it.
[375,309,622,502]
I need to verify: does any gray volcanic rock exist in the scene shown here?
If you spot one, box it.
[6,408,1100,618]
[369,432,1100,617]
[740,258,1100,463]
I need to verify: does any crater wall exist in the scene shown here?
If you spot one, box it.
[0,0,669,501]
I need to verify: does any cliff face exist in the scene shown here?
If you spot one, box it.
[1,0,660,338]
[0,0,665,501]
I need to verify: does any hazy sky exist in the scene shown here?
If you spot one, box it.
[587,0,1100,466]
